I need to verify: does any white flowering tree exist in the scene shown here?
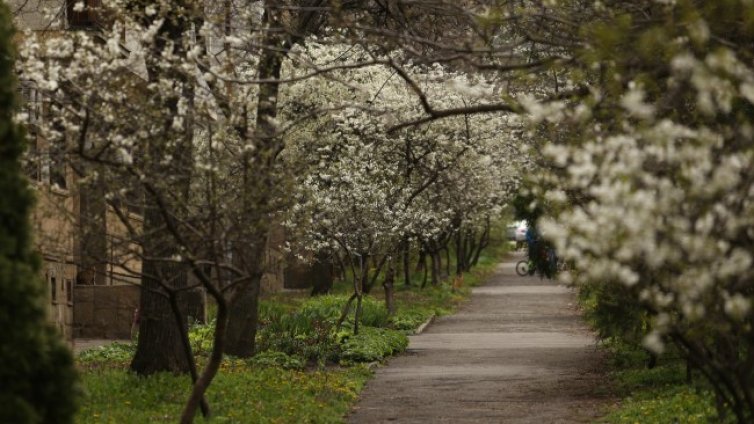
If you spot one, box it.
[15,0,334,420]
[524,2,754,421]
[280,40,523,324]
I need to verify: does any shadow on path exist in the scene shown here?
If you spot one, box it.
[347,253,613,423]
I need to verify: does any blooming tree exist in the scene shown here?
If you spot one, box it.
[281,40,524,323]
[527,2,754,421]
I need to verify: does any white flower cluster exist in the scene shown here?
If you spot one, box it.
[280,40,525,258]
[540,31,754,356]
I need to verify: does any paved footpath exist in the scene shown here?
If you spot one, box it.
[347,253,612,423]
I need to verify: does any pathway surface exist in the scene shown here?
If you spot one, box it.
[347,253,612,423]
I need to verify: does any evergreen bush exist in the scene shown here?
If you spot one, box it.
[0,3,78,422]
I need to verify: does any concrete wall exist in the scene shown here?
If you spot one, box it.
[73,284,139,339]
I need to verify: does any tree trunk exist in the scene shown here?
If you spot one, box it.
[444,245,451,278]
[130,0,194,376]
[416,246,426,273]
[354,255,368,335]
[180,296,229,424]
[430,251,440,286]
[77,171,107,285]
[455,231,465,276]
[471,223,490,267]
[309,252,334,296]
[224,4,284,357]
[168,291,210,417]
[130,238,190,374]
[403,240,411,286]
[464,231,476,272]
[224,273,262,357]
[383,259,396,316]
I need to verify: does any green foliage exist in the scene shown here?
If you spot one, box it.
[339,327,408,363]
[0,3,78,422]
[607,385,720,424]
[188,320,215,356]
[578,280,648,346]
[77,363,371,423]
[299,295,390,328]
[78,342,135,364]
[389,308,432,332]
[73,238,508,422]
[247,351,305,370]
[257,294,393,363]
[603,338,725,423]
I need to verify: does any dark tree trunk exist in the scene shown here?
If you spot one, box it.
[471,223,490,267]
[168,290,209,417]
[179,294,229,424]
[455,231,465,276]
[383,259,396,316]
[309,252,334,296]
[430,251,440,286]
[224,3,285,356]
[224,273,262,357]
[354,255,368,335]
[444,245,451,277]
[130,222,190,374]
[421,255,428,288]
[363,255,388,294]
[403,240,411,286]
[130,0,194,377]
[77,171,107,285]
[416,246,426,273]
[464,231,476,272]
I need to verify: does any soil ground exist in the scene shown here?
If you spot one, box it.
[347,252,613,423]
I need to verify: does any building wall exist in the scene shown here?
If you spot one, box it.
[73,284,139,339]
[9,0,64,31]
[30,159,77,341]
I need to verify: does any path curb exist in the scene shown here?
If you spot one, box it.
[414,314,435,335]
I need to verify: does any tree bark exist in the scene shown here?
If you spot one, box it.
[430,250,440,286]
[383,258,396,315]
[403,239,411,286]
[224,273,262,357]
[309,251,334,296]
[130,0,194,376]
[77,171,107,285]
[455,231,465,276]
[179,296,229,424]
[168,291,210,417]
[224,3,284,356]
[130,238,190,374]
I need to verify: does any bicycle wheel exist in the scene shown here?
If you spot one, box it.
[515,260,529,276]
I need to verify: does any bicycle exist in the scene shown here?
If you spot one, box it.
[515,259,530,276]
[515,248,564,278]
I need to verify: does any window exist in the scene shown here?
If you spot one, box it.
[66,0,101,29]
[19,81,42,125]
[66,279,73,303]
[50,276,57,302]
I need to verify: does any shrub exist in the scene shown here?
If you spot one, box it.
[248,351,305,370]
[78,342,135,364]
[390,308,433,332]
[339,327,408,363]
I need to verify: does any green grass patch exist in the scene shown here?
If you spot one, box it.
[75,238,510,423]
[77,362,371,423]
[600,340,725,423]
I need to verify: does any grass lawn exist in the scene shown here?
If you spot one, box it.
[78,363,370,423]
[74,241,510,423]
